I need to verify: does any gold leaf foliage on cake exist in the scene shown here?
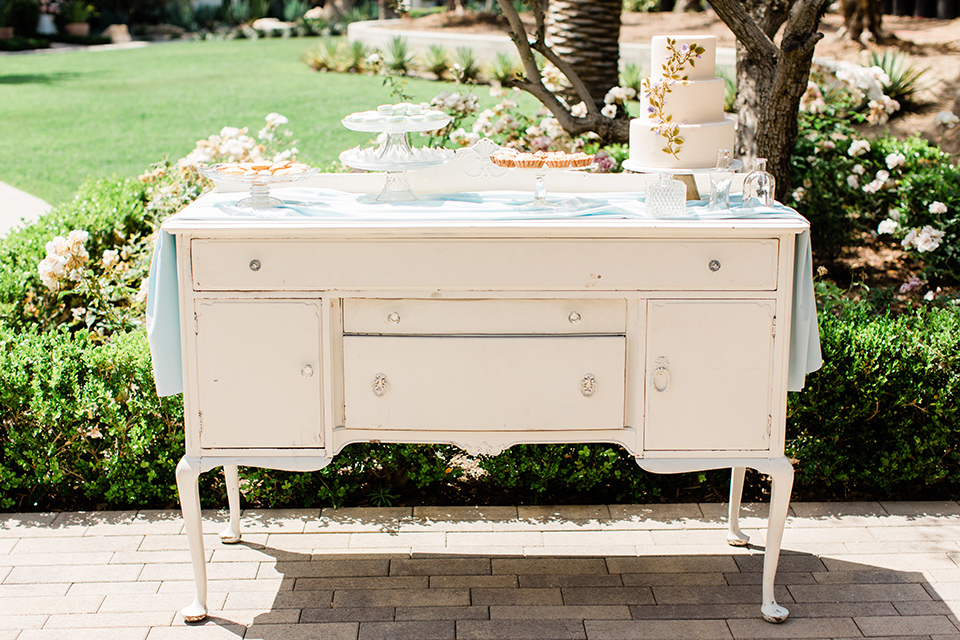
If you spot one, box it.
[641,38,706,161]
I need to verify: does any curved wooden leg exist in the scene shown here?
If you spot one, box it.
[220,465,241,544]
[176,456,207,622]
[727,466,750,547]
[760,457,794,623]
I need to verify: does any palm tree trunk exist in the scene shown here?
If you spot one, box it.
[545,0,623,106]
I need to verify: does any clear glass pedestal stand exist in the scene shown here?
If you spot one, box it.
[340,111,453,203]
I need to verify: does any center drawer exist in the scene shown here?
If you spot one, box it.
[342,336,626,431]
[343,299,626,335]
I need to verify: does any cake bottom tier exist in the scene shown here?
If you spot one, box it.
[629,116,736,170]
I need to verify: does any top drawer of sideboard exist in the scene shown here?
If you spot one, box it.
[190,238,779,292]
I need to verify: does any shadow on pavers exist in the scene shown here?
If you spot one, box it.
[178,506,958,640]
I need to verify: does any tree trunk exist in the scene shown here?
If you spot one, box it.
[673,0,704,11]
[840,0,887,42]
[709,0,830,200]
[545,0,623,106]
[495,0,629,144]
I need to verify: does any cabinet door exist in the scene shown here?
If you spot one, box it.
[194,299,322,449]
[645,300,775,452]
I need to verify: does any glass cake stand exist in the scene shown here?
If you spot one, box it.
[199,164,319,208]
[340,110,453,203]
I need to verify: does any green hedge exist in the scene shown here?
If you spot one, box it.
[786,295,960,500]
[3,297,959,510]
[0,325,184,510]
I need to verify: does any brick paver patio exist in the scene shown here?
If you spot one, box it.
[2,501,959,639]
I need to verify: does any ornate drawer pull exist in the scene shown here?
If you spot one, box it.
[301,364,314,378]
[372,373,389,397]
[652,356,671,394]
[249,259,261,272]
[580,374,597,397]
[386,312,401,325]
[568,311,582,325]
[708,259,721,272]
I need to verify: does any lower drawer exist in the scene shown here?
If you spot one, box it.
[342,336,626,431]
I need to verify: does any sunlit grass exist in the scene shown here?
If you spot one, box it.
[0,38,534,204]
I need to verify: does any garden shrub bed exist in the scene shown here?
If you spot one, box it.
[2,297,960,510]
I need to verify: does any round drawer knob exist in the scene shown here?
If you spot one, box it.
[580,374,597,397]
[249,259,262,272]
[568,311,582,325]
[386,312,401,325]
[372,373,389,397]
[301,364,314,378]
[708,259,721,272]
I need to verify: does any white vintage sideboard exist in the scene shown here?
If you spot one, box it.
[158,191,811,623]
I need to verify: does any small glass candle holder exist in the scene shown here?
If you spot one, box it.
[742,157,776,208]
[708,149,734,211]
[647,173,687,218]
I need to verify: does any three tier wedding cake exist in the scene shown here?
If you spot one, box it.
[628,35,735,170]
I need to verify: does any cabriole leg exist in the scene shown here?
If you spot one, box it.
[760,457,794,623]
[727,466,750,546]
[176,456,207,622]
[220,465,241,544]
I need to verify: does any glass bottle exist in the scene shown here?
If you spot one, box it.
[742,158,776,208]
[647,173,686,218]
[708,149,734,210]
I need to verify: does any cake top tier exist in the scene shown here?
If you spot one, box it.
[650,35,716,81]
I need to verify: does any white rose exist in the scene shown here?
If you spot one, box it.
[935,110,959,129]
[600,104,617,118]
[929,201,948,214]
[847,174,860,189]
[885,152,906,169]
[848,140,870,157]
[877,219,898,234]
[102,249,120,269]
[852,164,865,175]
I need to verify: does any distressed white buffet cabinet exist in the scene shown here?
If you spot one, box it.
[155,169,816,625]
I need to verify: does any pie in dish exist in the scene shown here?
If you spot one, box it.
[213,161,312,177]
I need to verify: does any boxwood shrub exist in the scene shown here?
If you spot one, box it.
[786,292,960,500]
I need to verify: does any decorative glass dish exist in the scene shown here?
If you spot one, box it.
[340,104,455,202]
[199,163,318,208]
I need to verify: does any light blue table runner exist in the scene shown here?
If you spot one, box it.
[147,188,822,396]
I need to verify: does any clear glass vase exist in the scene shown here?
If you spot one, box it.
[708,149,734,210]
[742,158,776,208]
[647,173,687,218]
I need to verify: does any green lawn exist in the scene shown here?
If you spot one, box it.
[0,38,532,205]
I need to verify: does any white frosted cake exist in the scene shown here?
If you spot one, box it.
[629,35,735,170]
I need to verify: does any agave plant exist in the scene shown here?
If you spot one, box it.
[619,62,643,98]
[343,40,372,74]
[301,40,343,72]
[385,36,416,76]
[423,44,451,79]
[715,65,737,113]
[868,49,926,111]
[490,52,522,85]
[453,47,483,84]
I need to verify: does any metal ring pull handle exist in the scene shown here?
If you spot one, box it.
[708,259,721,272]
[372,373,389,397]
[568,311,582,325]
[249,259,261,272]
[301,364,314,378]
[386,312,401,325]
[652,357,671,394]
